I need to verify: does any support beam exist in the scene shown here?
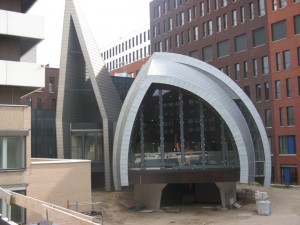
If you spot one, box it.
[134,184,167,209]
[215,182,237,208]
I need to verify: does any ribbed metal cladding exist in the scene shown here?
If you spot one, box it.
[113,52,271,190]
[56,0,122,191]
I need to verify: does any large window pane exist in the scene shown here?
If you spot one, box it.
[203,45,213,62]
[272,20,287,41]
[217,40,229,58]
[253,27,266,47]
[235,33,247,52]
[295,15,300,34]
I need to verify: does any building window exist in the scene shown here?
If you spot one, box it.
[235,33,247,52]
[272,0,277,11]
[221,0,228,7]
[276,52,281,71]
[168,17,173,31]
[223,14,228,30]
[174,0,178,9]
[187,29,191,43]
[249,2,254,20]
[272,20,287,41]
[181,31,184,45]
[244,86,250,97]
[0,137,25,169]
[176,34,180,47]
[200,2,205,16]
[243,61,248,78]
[275,80,281,99]
[256,84,262,102]
[286,78,292,97]
[283,50,291,69]
[202,22,207,37]
[207,0,211,13]
[262,56,269,74]
[253,27,266,47]
[180,11,185,26]
[279,107,284,126]
[189,50,198,59]
[281,166,298,185]
[279,0,287,8]
[232,10,237,26]
[264,82,270,100]
[287,106,295,126]
[193,26,199,41]
[208,20,213,36]
[253,59,258,76]
[49,77,55,93]
[234,63,240,80]
[214,0,219,10]
[226,66,230,76]
[217,39,229,58]
[240,6,245,23]
[202,45,213,62]
[265,109,272,127]
[187,8,192,22]
[217,16,222,32]
[258,0,265,16]
[279,135,296,154]
[295,15,300,34]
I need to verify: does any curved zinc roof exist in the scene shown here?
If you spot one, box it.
[113,52,271,190]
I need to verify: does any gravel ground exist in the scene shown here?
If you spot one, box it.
[92,183,300,225]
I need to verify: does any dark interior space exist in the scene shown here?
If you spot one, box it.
[161,183,221,206]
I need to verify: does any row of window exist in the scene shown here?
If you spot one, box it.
[265,106,295,128]
[102,30,150,61]
[272,15,300,42]
[275,76,300,100]
[153,1,267,39]
[272,0,300,11]
[106,45,151,71]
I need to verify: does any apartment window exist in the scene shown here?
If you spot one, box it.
[253,59,258,76]
[240,6,245,23]
[265,109,272,127]
[249,2,254,20]
[222,0,228,7]
[279,0,287,8]
[258,0,265,16]
[223,14,228,30]
[226,66,231,76]
[217,16,222,32]
[280,107,284,126]
[193,26,199,41]
[286,78,292,97]
[287,107,295,126]
[192,5,197,19]
[232,10,237,26]
[174,0,178,8]
[283,50,291,69]
[281,166,298,185]
[256,84,262,102]
[168,17,173,31]
[264,82,270,100]
[234,63,240,80]
[235,33,247,52]
[208,20,213,36]
[202,22,207,37]
[169,37,172,49]
[244,86,250,97]
[187,29,191,43]
[272,20,287,41]
[200,2,205,16]
[276,52,281,71]
[181,31,184,45]
[187,8,192,22]
[243,61,248,78]
[214,0,219,10]
[189,50,198,59]
[279,136,296,154]
[180,11,185,26]
[49,77,55,93]
[0,136,25,169]
[0,189,26,224]
[295,15,300,34]
[217,40,229,58]
[176,34,180,47]
[253,27,266,47]
[262,56,269,74]
[202,45,213,62]
[275,80,281,99]
[272,0,277,11]
[207,0,211,13]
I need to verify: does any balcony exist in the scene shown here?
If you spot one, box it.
[0,60,45,87]
[0,9,44,55]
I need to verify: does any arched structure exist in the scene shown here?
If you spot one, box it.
[113,53,271,194]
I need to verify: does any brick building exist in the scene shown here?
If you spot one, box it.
[149,0,300,185]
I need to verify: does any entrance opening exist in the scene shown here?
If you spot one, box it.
[161,183,221,206]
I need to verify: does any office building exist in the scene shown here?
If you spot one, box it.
[149,0,300,185]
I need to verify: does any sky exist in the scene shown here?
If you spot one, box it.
[29,0,152,68]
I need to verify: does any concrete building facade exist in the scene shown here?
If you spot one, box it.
[149,0,300,185]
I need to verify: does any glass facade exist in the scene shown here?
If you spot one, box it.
[129,84,239,169]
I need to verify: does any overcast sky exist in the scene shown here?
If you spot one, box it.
[29,0,151,68]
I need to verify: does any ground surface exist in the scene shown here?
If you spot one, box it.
[92,184,300,225]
